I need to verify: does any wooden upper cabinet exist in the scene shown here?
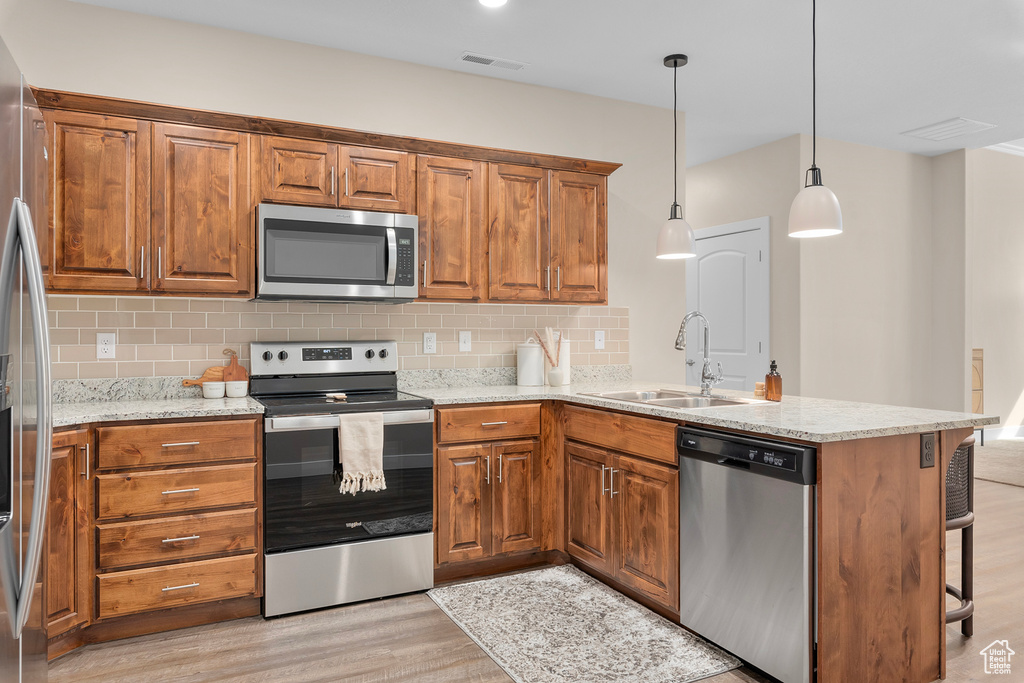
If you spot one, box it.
[47,110,150,293]
[260,136,339,207]
[488,163,550,302]
[338,146,413,213]
[551,171,607,303]
[416,155,486,300]
[47,429,91,639]
[150,123,252,296]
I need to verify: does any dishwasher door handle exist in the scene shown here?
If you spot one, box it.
[716,457,752,470]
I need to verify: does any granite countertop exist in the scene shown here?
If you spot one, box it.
[53,396,265,428]
[412,381,998,443]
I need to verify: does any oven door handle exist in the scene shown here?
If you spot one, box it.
[385,227,398,285]
[265,409,434,433]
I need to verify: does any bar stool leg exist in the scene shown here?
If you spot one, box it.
[963,523,973,637]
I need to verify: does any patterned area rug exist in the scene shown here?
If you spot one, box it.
[975,439,1024,488]
[428,565,741,683]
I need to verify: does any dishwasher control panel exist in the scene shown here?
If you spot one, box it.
[678,427,816,485]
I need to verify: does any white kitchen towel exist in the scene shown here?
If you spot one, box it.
[337,413,386,495]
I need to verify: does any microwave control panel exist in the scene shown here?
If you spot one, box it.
[395,228,416,287]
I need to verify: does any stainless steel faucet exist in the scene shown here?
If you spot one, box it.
[675,310,724,396]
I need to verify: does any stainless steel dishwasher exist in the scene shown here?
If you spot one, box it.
[678,426,815,683]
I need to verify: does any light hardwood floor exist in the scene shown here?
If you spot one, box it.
[51,479,1022,682]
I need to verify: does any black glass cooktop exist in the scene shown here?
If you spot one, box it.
[254,390,432,417]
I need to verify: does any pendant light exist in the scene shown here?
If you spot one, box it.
[656,54,697,259]
[788,0,842,238]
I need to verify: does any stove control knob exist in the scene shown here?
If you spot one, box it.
[378,348,388,359]
[278,351,289,361]
[365,349,375,360]
[261,351,273,362]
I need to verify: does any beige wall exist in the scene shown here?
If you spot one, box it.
[689,134,969,410]
[0,0,680,381]
[968,148,1024,432]
[686,135,803,392]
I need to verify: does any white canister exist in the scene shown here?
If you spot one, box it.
[517,338,545,387]
[544,338,570,386]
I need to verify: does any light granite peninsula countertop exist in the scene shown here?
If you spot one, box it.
[413,381,997,443]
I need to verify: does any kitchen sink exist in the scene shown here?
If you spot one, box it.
[580,389,764,408]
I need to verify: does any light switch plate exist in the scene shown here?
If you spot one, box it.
[459,331,472,352]
[96,332,116,359]
[423,332,437,354]
[595,330,605,350]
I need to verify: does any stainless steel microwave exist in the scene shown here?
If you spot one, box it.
[255,203,418,302]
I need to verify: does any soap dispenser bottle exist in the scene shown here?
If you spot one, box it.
[765,360,782,402]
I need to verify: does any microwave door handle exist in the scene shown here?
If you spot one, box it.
[385,227,398,285]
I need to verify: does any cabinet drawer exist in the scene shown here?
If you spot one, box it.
[564,405,677,465]
[97,508,257,570]
[96,463,257,519]
[97,419,257,469]
[438,404,541,443]
[97,553,257,619]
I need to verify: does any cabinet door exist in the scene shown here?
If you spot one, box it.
[566,442,614,575]
[550,171,607,303]
[47,110,150,292]
[260,136,339,207]
[46,429,91,638]
[416,155,486,300]
[437,444,492,564]
[491,440,541,555]
[613,454,679,611]
[338,146,414,213]
[151,123,252,296]
[488,163,550,302]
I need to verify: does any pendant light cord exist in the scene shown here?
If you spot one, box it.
[673,62,679,206]
[811,0,817,170]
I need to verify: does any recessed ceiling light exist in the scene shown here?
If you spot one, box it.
[479,0,508,7]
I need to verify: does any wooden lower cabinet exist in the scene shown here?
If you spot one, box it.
[565,441,679,612]
[46,429,92,640]
[46,416,261,658]
[436,439,541,565]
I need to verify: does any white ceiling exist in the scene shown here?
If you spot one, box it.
[73,0,1024,166]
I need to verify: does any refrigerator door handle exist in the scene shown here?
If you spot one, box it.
[0,199,19,636]
[12,198,52,638]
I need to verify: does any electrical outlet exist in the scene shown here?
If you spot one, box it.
[920,432,935,468]
[423,332,437,354]
[594,330,605,350]
[96,332,116,359]
[459,331,472,352]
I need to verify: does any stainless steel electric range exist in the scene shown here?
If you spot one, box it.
[250,340,434,617]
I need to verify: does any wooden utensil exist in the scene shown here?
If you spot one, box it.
[223,353,248,382]
[182,366,225,387]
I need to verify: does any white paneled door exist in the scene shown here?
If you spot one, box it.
[684,217,770,391]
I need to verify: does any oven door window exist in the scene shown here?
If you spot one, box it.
[263,219,387,285]
[264,422,433,553]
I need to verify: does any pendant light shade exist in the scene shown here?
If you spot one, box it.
[656,54,696,260]
[788,0,842,238]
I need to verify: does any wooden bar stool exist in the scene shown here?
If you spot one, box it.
[946,435,975,637]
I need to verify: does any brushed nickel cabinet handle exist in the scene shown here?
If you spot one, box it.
[546,266,551,291]
[161,535,200,544]
[161,441,200,448]
[161,487,200,495]
[610,468,619,497]
[557,265,561,291]
[162,582,199,592]
[344,168,349,196]
[485,455,490,485]
[79,443,90,481]
[157,246,162,278]
[140,245,145,281]
[498,454,503,484]
[422,260,427,288]
[481,421,508,427]
[601,465,608,496]
[330,166,336,196]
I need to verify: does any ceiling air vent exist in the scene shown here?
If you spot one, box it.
[459,51,528,71]
[900,117,996,142]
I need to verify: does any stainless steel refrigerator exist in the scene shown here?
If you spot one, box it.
[0,34,53,683]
